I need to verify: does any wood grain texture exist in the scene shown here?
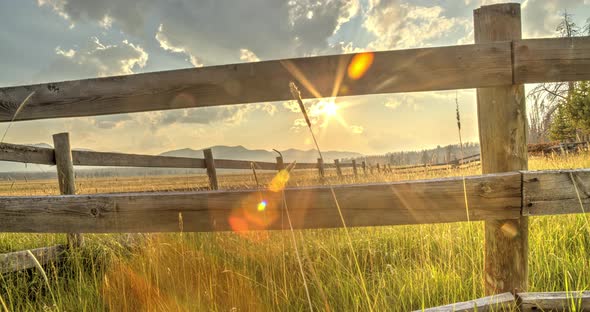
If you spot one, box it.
[0,143,55,165]
[215,158,276,171]
[0,245,65,274]
[514,37,590,84]
[334,159,343,177]
[53,133,84,248]
[203,148,218,190]
[523,169,590,216]
[72,150,206,169]
[518,291,590,311]
[418,292,516,312]
[317,158,325,178]
[292,162,319,170]
[474,3,529,295]
[0,172,521,233]
[0,141,327,171]
[0,43,511,122]
[276,156,284,171]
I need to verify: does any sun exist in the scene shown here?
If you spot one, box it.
[321,100,338,117]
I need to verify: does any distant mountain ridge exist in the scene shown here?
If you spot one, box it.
[0,143,362,173]
[159,145,362,164]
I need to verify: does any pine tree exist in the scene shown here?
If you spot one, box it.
[550,104,577,141]
[566,81,590,134]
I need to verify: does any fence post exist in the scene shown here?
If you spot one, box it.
[276,156,284,171]
[334,159,342,178]
[317,158,325,179]
[52,132,84,249]
[376,163,381,173]
[203,148,218,190]
[352,159,358,177]
[475,3,528,295]
[362,161,367,175]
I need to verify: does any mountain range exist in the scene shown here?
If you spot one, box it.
[0,144,363,173]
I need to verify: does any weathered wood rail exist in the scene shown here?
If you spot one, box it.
[0,142,354,172]
[1,2,590,309]
[0,37,587,122]
[0,169,587,233]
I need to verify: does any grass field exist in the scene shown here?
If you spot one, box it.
[0,153,589,311]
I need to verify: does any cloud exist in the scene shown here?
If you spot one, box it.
[384,94,424,111]
[35,36,148,82]
[90,114,133,129]
[240,49,260,62]
[155,23,203,67]
[149,103,276,127]
[521,0,589,38]
[40,0,360,65]
[37,0,155,36]
[362,1,471,50]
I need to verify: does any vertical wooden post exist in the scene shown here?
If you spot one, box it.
[475,3,528,295]
[334,159,342,178]
[250,163,260,187]
[276,156,284,171]
[352,159,358,177]
[376,163,381,173]
[203,148,218,190]
[52,133,84,249]
[362,161,367,175]
[317,158,325,179]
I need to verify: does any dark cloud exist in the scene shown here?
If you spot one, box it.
[34,37,148,83]
[39,0,359,65]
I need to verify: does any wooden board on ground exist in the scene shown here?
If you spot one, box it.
[417,292,516,312]
[0,245,65,274]
[518,291,590,311]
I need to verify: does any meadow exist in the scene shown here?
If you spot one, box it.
[0,152,588,311]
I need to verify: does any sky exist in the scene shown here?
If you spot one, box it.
[0,0,589,155]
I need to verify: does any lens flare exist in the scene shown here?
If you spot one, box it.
[257,200,267,212]
[347,52,374,80]
[500,222,518,238]
[269,170,290,192]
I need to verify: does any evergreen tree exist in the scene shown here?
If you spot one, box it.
[566,81,590,134]
[550,104,577,141]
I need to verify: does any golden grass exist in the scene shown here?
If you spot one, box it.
[0,153,588,311]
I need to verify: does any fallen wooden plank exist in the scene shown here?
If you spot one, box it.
[523,169,590,216]
[0,172,521,233]
[514,36,590,84]
[0,143,55,165]
[0,245,65,274]
[518,291,590,311]
[0,42,511,122]
[417,292,516,312]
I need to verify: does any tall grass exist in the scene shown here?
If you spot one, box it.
[0,153,589,311]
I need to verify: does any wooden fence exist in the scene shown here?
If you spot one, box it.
[1,2,590,310]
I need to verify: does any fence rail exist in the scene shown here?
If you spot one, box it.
[0,38,588,122]
[0,170,587,233]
